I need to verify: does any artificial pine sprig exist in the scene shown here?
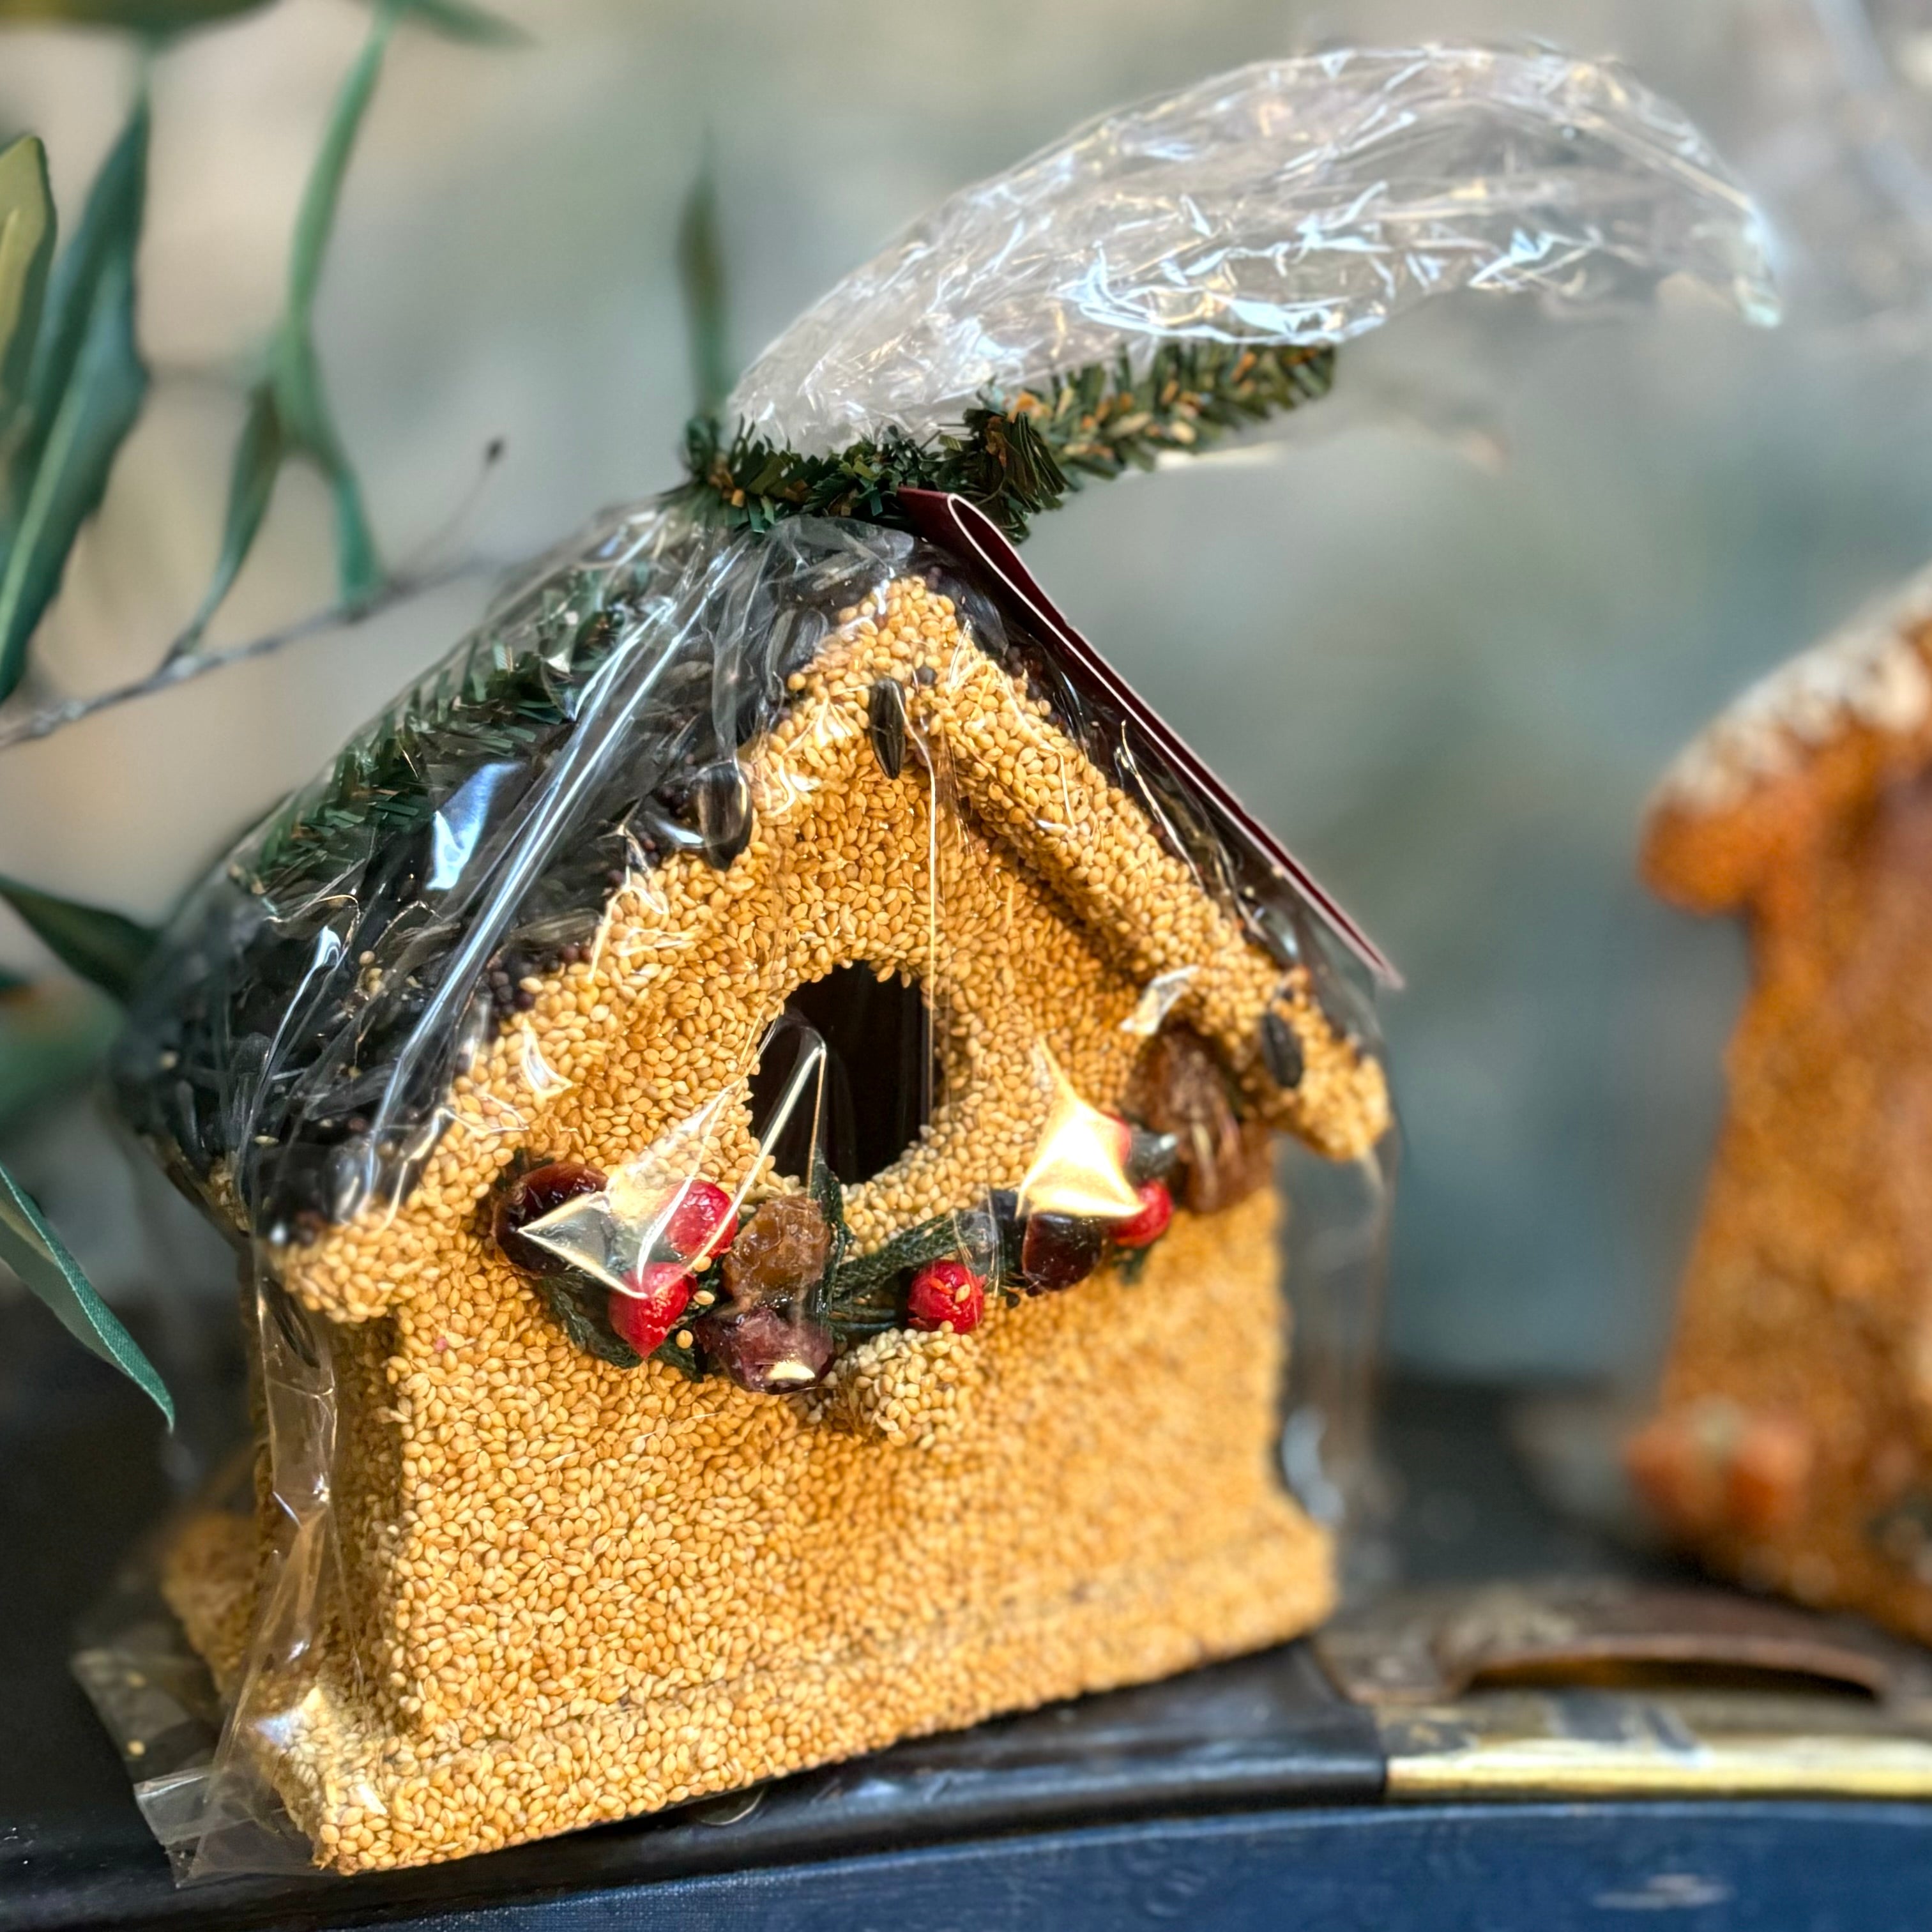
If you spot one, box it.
[676,339,1337,542]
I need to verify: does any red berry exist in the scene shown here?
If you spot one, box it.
[1111,1180,1173,1250]
[494,1160,606,1274]
[608,1261,693,1357]
[907,1259,986,1334]
[661,1179,738,1260]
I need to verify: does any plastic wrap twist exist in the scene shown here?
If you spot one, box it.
[727,45,1779,452]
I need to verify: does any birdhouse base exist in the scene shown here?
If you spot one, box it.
[161,1190,1332,1873]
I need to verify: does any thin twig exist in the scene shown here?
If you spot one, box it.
[0,561,484,752]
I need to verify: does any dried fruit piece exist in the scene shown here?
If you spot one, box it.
[1626,1411,1722,1533]
[609,1261,693,1357]
[907,1259,985,1334]
[719,1194,832,1309]
[1260,1009,1305,1090]
[1727,1414,1814,1535]
[1626,1397,1768,1535]
[697,1302,834,1392]
[492,1160,606,1275]
[1133,1028,1259,1213]
[662,1180,738,1261]
[1111,1180,1173,1251]
[1018,1213,1105,1293]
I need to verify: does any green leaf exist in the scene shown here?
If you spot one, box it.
[181,379,284,646]
[21,91,146,458]
[0,874,156,1002]
[387,0,526,45]
[270,324,378,602]
[0,0,518,47]
[287,3,399,326]
[177,0,522,651]
[0,135,54,445]
[0,0,263,27]
[0,92,148,703]
[182,6,405,648]
[0,1155,172,1424]
[676,153,733,422]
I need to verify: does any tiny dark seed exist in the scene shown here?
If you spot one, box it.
[515,988,537,1011]
[868,678,907,780]
[913,665,936,688]
[1261,1010,1305,1090]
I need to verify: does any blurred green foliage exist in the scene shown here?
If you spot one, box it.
[0,0,520,42]
[0,100,148,704]
[0,1153,171,1422]
[0,873,156,1000]
[677,155,733,426]
[0,980,116,1129]
[0,0,519,1410]
[181,2,400,648]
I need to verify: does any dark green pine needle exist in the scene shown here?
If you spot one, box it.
[676,339,1337,541]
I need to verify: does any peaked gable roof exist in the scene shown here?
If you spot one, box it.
[116,505,1386,1247]
[1645,567,1932,913]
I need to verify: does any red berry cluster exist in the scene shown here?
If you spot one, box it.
[494,1107,1185,1381]
[902,1114,1178,1336]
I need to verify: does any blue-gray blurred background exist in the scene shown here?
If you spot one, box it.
[4,0,1932,1416]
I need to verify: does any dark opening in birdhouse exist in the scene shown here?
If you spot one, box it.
[749,964,939,1185]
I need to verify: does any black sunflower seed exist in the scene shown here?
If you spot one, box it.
[694,760,754,869]
[1261,1010,1305,1090]
[868,678,907,780]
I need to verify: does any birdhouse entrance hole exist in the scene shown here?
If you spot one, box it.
[749,964,939,1187]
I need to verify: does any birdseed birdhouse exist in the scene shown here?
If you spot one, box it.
[1631,567,1932,1640]
[106,49,1776,1876]
[128,493,1391,1873]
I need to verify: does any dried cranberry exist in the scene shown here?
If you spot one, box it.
[907,1259,986,1334]
[1018,1213,1105,1293]
[661,1180,738,1261]
[609,1261,692,1357]
[493,1160,606,1274]
[719,1196,832,1309]
[696,1303,834,1392]
[1110,1180,1173,1251]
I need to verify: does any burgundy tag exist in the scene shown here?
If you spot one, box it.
[897,489,1399,989]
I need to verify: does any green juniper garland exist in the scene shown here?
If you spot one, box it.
[676,339,1337,541]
